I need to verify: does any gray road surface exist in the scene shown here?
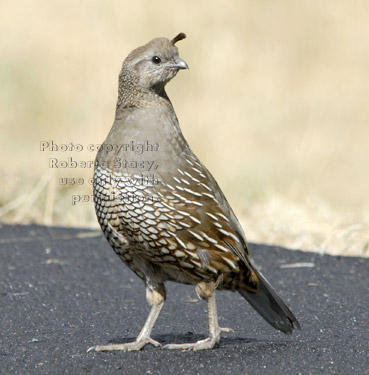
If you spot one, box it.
[1,224,368,374]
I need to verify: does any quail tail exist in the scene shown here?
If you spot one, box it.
[239,270,300,334]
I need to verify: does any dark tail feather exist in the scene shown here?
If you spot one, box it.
[239,271,300,334]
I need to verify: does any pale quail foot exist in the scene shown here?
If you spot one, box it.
[88,288,163,352]
[164,281,232,350]
[90,33,300,352]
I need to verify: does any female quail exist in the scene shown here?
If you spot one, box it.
[90,33,300,352]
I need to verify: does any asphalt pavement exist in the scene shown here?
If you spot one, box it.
[0,223,368,375]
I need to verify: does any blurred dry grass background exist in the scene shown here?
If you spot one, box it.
[1,1,368,256]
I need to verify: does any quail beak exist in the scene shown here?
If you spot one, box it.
[170,57,189,70]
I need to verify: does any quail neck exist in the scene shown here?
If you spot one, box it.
[105,37,190,176]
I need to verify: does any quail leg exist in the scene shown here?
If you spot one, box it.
[88,287,165,352]
[164,281,231,350]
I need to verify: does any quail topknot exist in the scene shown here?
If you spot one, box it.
[90,33,300,352]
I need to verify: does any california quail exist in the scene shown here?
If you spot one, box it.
[89,33,300,352]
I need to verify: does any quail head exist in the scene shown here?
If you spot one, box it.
[89,33,300,352]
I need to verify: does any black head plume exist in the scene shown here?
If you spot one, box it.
[171,33,186,45]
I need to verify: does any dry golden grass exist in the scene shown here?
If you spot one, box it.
[1,1,368,256]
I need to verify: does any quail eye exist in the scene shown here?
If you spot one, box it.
[152,56,161,64]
